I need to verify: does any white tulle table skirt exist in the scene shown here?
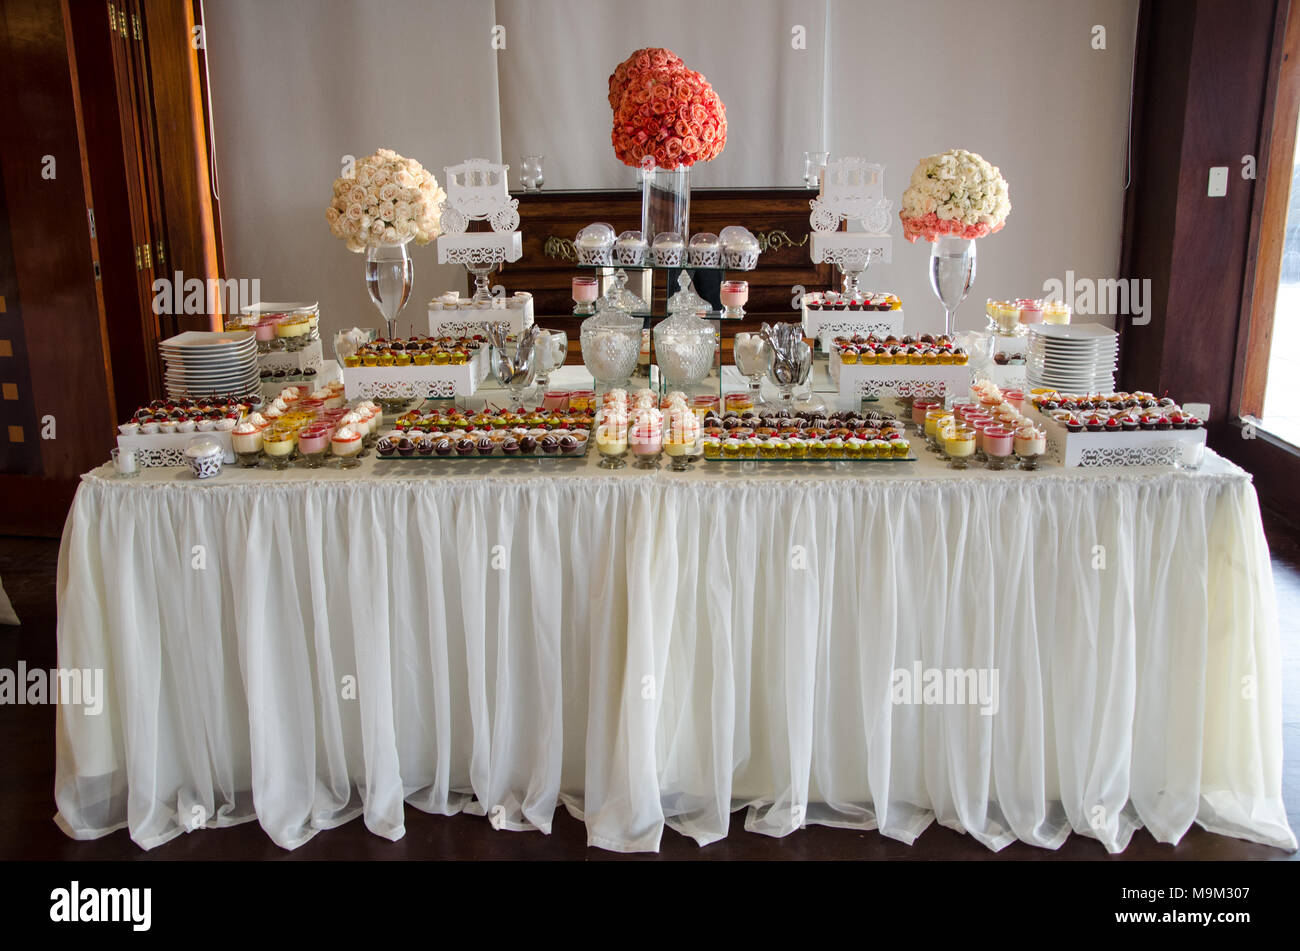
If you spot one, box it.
[54,451,1296,853]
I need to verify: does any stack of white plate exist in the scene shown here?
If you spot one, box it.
[1026,323,1118,394]
[159,330,259,399]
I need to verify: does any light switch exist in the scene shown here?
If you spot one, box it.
[1208,167,1228,197]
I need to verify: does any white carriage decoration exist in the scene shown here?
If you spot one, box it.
[439,159,520,234]
[810,158,892,234]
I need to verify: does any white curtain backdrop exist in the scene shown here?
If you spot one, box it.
[54,458,1296,854]
[203,0,503,343]
[495,0,827,190]
[204,0,1138,345]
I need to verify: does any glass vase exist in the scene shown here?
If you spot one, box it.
[928,236,976,338]
[641,161,690,248]
[365,240,414,339]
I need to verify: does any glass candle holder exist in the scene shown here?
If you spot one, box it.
[803,150,829,189]
[111,446,139,478]
[520,154,544,191]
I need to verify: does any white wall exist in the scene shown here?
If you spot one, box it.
[205,0,1138,343]
[827,0,1138,333]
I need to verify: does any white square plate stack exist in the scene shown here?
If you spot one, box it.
[1026,323,1118,394]
[159,330,259,399]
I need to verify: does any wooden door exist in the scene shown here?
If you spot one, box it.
[0,0,118,534]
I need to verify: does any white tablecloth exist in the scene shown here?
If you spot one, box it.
[54,446,1297,853]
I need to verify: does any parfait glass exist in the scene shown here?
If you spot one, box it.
[929,236,976,338]
[760,322,820,416]
[573,277,599,316]
[946,426,977,469]
[923,408,950,453]
[720,280,748,320]
[488,325,539,410]
[732,332,769,409]
[596,414,628,469]
[534,330,568,391]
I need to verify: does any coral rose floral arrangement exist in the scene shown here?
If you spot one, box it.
[899,149,1010,243]
[608,47,727,170]
[326,148,447,252]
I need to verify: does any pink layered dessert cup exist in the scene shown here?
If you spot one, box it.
[720,280,749,318]
[983,426,1014,469]
[1016,299,1044,325]
[629,415,662,469]
[573,277,599,315]
[298,425,332,468]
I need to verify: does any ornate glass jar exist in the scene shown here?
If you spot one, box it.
[653,272,715,387]
[580,293,640,389]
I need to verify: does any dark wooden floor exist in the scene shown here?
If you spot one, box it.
[2,505,1297,862]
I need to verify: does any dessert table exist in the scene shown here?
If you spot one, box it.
[53,439,1296,854]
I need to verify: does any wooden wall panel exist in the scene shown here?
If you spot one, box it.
[1120,0,1278,442]
[512,188,832,317]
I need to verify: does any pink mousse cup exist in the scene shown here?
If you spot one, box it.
[983,426,1014,469]
[297,425,332,468]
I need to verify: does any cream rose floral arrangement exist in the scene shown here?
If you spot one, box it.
[899,149,1010,243]
[325,148,446,252]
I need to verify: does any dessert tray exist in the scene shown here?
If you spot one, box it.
[803,291,904,343]
[1026,394,1206,468]
[114,396,254,467]
[428,292,534,337]
[375,405,594,461]
[829,334,972,400]
[700,408,917,462]
[342,344,490,401]
[376,433,590,460]
[258,339,323,375]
